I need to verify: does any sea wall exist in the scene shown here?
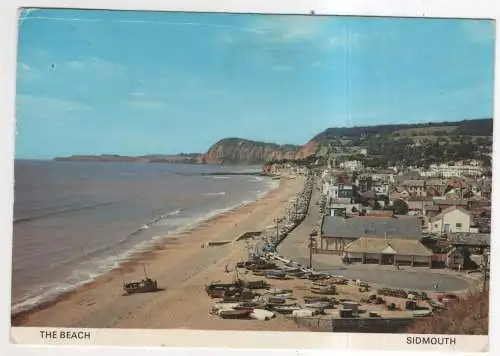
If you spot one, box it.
[290,316,414,333]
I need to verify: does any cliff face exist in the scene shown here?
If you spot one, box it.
[203,138,306,164]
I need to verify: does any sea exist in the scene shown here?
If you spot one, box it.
[11,160,278,314]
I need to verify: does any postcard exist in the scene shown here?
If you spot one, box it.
[6,1,495,354]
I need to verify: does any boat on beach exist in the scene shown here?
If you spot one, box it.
[310,285,336,295]
[272,305,301,314]
[121,265,160,295]
[219,308,253,319]
[412,309,432,317]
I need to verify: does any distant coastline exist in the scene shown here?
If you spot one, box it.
[53,154,204,164]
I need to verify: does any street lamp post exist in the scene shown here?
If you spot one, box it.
[274,217,283,243]
[482,251,490,293]
[308,232,316,269]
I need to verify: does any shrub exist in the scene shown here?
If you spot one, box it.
[406,292,489,335]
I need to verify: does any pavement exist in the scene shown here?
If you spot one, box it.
[277,179,473,293]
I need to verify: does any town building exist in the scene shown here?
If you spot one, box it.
[428,206,475,233]
[340,160,364,171]
[401,180,426,197]
[344,237,433,267]
[319,215,422,255]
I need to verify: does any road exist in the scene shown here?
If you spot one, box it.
[277,177,471,292]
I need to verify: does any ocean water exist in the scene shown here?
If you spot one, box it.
[11,160,277,314]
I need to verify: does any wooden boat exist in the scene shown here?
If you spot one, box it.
[245,280,269,289]
[265,270,287,279]
[267,297,287,304]
[310,285,336,295]
[412,309,432,317]
[303,296,335,303]
[238,300,266,308]
[250,309,275,321]
[123,278,159,295]
[247,262,277,271]
[273,292,293,298]
[272,305,301,314]
[268,288,292,295]
[205,282,242,293]
[219,309,253,319]
[303,301,331,309]
[427,300,446,310]
[207,289,226,298]
[308,273,330,281]
[122,265,160,295]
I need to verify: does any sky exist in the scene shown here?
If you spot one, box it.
[15,9,495,159]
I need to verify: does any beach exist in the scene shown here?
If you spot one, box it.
[12,174,307,331]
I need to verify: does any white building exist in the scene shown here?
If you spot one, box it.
[428,206,475,233]
[340,160,364,171]
[422,163,484,178]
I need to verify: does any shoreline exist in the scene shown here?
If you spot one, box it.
[12,174,306,329]
[11,175,278,318]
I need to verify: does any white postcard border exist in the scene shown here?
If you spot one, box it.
[1,1,499,356]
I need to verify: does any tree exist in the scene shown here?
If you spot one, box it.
[393,199,409,215]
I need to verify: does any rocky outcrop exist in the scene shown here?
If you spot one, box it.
[202,138,303,164]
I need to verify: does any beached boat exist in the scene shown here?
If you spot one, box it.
[412,309,432,317]
[247,262,277,271]
[213,302,240,311]
[308,273,330,281]
[244,280,269,289]
[310,285,336,295]
[272,305,301,314]
[303,301,331,309]
[205,281,243,293]
[264,270,287,279]
[121,265,160,295]
[427,300,446,311]
[267,297,287,304]
[123,278,159,295]
[292,309,315,317]
[250,309,275,321]
[219,309,253,319]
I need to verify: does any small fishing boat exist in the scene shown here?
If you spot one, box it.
[213,302,240,310]
[310,285,336,295]
[427,300,446,310]
[308,273,330,281]
[268,288,292,295]
[292,309,315,317]
[303,301,331,309]
[238,300,265,308]
[412,309,432,317]
[245,280,269,289]
[219,309,253,319]
[272,305,301,314]
[121,265,160,295]
[273,292,293,298]
[265,270,287,279]
[205,282,243,293]
[267,297,287,304]
[250,309,275,321]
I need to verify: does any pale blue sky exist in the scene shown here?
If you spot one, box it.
[15,9,495,158]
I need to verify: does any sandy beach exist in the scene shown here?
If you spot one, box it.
[12,175,308,331]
